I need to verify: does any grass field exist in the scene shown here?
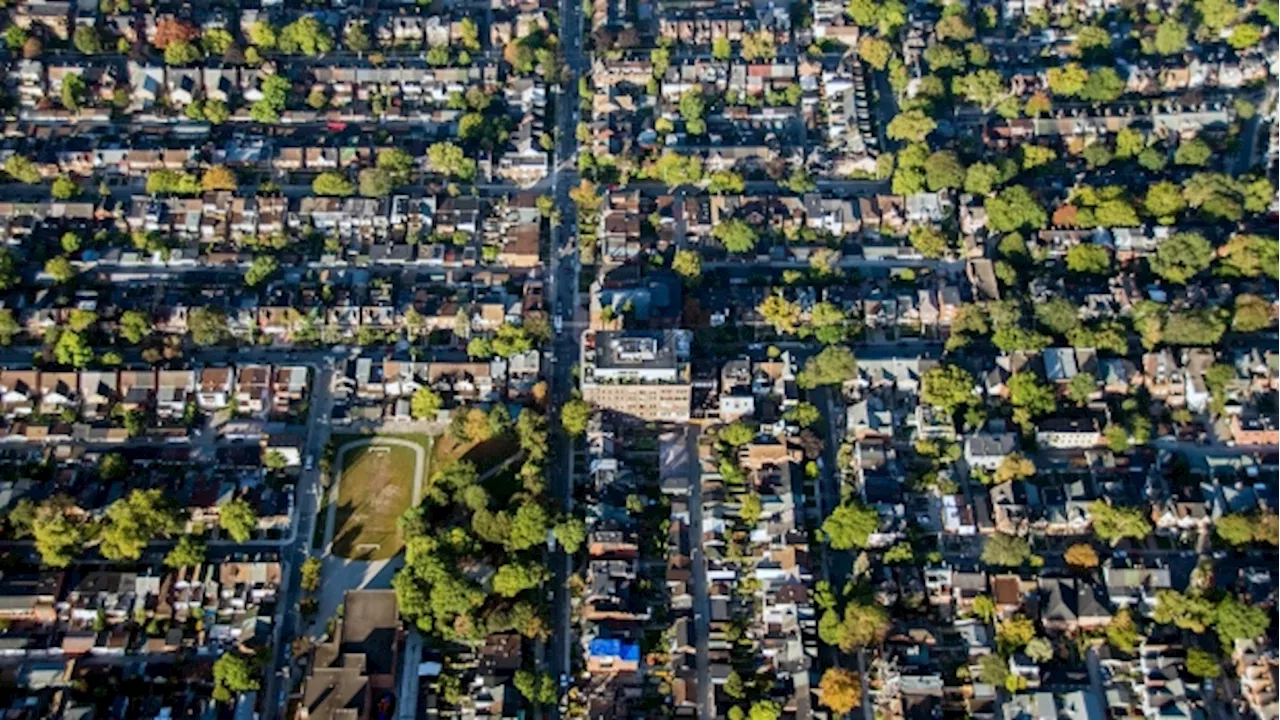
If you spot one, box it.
[332,441,422,560]
[430,432,521,476]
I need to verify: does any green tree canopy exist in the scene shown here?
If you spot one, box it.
[822,501,879,549]
[100,489,182,561]
[981,533,1031,567]
[219,498,259,543]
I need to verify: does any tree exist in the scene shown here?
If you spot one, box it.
[978,654,1009,685]
[119,307,154,343]
[886,110,936,143]
[972,595,997,622]
[1215,595,1271,646]
[201,165,238,192]
[819,601,890,652]
[98,453,128,482]
[513,669,557,706]
[1216,513,1256,547]
[164,534,207,568]
[553,517,586,553]
[100,489,182,561]
[300,557,323,592]
[1066,372,1097,405]
[244,256,278,287]
[908,225,949,258]
[1174,138,1213,166]
[646,151,703,186]
[921,365,976,416]
[32,498,88,567]
[981,533,1031,567]
[146,169,201,196]
[203,99,230,125]
[561,399,591,436]
[857,36,892,69]
[313,171,354,196]
[712,219,758,254]
[711,35,731,60]
[1078,67,1124,102]
[507,502,549,551]
[923,151,965,191]
[153,18,199,49]
[1034,298,1080,336]
[21,35,41,60]
[51,176,78,200]
[493,561,549,597]
[986,186,1047,232]
[212,652,260,703]
[719,421,756,448]
[1,25,26,51]
[671,249,702,281]
[1028,638,1057,662]
[995,454,1035,483]
[1162,309,1227,346]
[123,409,148,438]
[54,330,93,368]
[219,498,258,543]
[954,69,1008,110]
[1021,144,1057,170]
[1064,543,1100,569]
[357,167,394,197]
[278,15,335,56]
[1151,232,1213,284]
[746,701,781,720]
[163,40,202,66]
[796,346,857,389]
[996,614,1036,652]
[410,387,442,420]
[4,156,40,184]
[189,307,229,346]
[201,28,234,55]
[707,169,745,194]
[0,310,19,346]
[1228,22,1263,48]
[427,142,477,181]
[344,21,372,52]
[1106,608,1140,653]
[1218,234,1279,279]
[1152,589,1216,632]
[759,294,803,334]
[250,74,290,124]
[740,30,776,61]
[73,25,102,54]
[1089,501,1151,546]
[1186,648,1220,678]
[1065,244,1111,274]
[784,402,821,428]
[822,501,879,549]
[1152,19,1188,55]
[817,668,861,715]
[965,163,1000,195]
[1144,181,1186,221]
[1231,294,1273,332]
[1046,63,1089,96]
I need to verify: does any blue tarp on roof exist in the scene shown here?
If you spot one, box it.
[588,638,639,661]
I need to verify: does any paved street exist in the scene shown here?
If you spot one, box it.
[542,0,588,712]
[260,358,335,720]
[685,426,713,720]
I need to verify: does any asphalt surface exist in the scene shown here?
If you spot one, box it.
[546,0,589,714]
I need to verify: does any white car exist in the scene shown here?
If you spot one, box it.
[304,455,315,471]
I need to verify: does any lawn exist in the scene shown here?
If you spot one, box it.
[331,441,423,560]
[430,431,521,476]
